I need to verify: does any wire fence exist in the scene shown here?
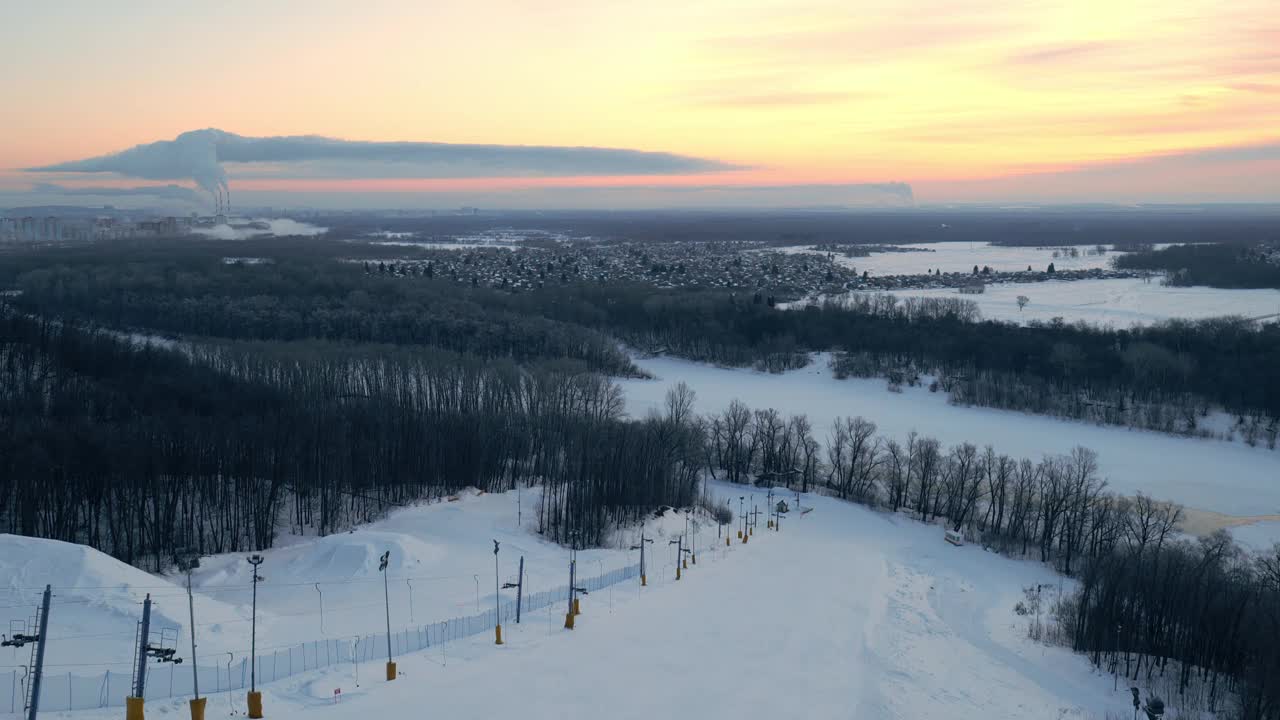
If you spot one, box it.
[0,561,641,714]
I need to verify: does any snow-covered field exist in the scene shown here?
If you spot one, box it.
[617,355,1280,530]
[0,485,1153,720]
[877,277,1280,328]
[777,241,1124,276]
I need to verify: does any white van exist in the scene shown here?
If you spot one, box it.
[944,529,964,546]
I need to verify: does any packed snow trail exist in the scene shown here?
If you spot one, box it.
[268,509,890,720]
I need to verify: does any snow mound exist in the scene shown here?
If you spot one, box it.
[0,533,173,615]
[262,532,447,583]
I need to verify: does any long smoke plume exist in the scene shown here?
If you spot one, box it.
[28,129,740,206]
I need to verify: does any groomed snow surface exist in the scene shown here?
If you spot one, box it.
[0,486,1149,720]
[617,355,1280,546]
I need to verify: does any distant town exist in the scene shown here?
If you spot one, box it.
[0,206,272,242]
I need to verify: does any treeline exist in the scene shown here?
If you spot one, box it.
[6,251,638,376]
[6,240,1280,438]
[546,284,1280,432]
[1068,525,1280,719]
[702,399,1122,573]
[701,397,1279,718]
[0,314,699,570]
[1115,243,1280,289]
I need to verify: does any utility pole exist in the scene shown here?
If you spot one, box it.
[379,551,395,680]
[246,554,264,719]
[670,536,684,580]
[3,584,50,720]
[493,541,503,645]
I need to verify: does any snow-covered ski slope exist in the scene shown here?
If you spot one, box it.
[2,486,1144,720]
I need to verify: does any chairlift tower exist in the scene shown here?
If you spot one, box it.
[2,585,50,720]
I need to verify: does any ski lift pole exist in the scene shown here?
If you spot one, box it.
[125,593,152,720]
[24,585,50,720]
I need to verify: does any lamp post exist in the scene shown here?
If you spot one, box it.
[493,540,504,645]
[179,553,204,720]
[246,554,264,719]
[738,496,745,540]
[315,583,325,633]
[631,527,653,586]
[379,551,395,681]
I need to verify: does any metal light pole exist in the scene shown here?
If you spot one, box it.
[631,527,653,586]
[379,551,395,681]
[180,554,204,719]
[315,583,325,633]
[564,534,579,630]
[690,521,698,564]
[405,580,414,625]
[738,497,745,539]
[493,541,504,645]
[246,554,264,719]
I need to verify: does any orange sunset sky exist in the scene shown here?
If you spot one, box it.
[1,0,1277,207]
